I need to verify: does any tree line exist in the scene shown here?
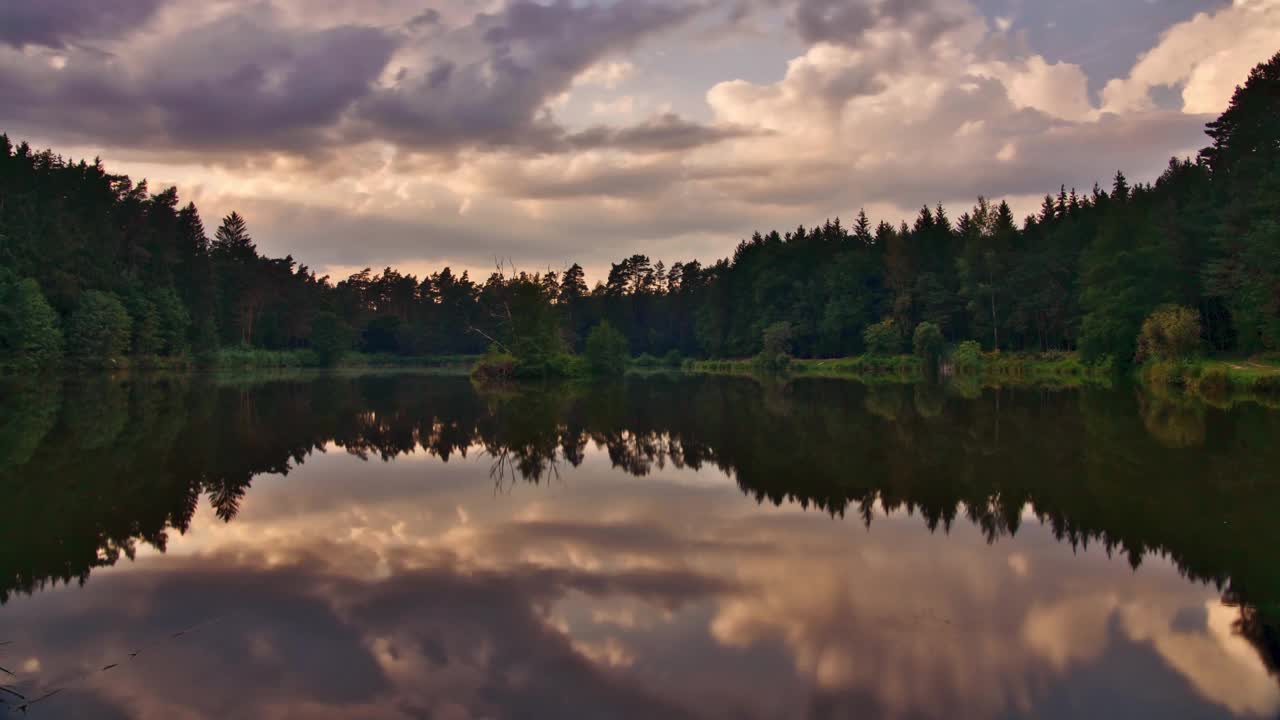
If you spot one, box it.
[2,51,1277,372]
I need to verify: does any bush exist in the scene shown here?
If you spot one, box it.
[545,352,582,377]
[125,290,162,356]
[153,288,190,355]
[663,349,684,367]
[362,315,402,354]
[755,321,793,373]
[951,340,982,370]
[1197,367,1231,398]
[1143,360,1191,387]
[633,353,660,368]
[1254,375,1280,395]
[471,349,517,382]
[912,322,944,363]
[863,319,902,356]
[1135,304,1201,364]
[310,311,353,366]
[66,290,132,364]
[0,274,64,370]
[214,347,319,368]
[584,321,628,376]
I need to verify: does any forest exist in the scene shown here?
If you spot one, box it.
[1,51,1277,374]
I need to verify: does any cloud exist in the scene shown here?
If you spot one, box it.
[0,0,163,49]
[1101,0,1280,115]
[567,113,762,153]
[576,60,636,90]
[0,0,721,157]
[0,0,1261,280]
[4,548,713,719]
[698,5,1210,215]
[352,0,703,152]
[0,9,400,151]
[790,0,971,49]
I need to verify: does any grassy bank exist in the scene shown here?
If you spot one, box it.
[689,351,1110,387]
[1139,356,1280,407]
[209,348,478,371]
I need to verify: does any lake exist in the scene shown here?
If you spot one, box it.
[1,373,1277,718]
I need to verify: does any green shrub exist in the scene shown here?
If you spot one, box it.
[1253,375,1280,395]
[1135,304,1201,364]
[1197,367,1231,398]
[950,340,982,370]
[663,349,684,367]
[66,290,132,364]
[754,321,794,373]
[584,321,628,376]
[634,353,660,368]
[472,343,518,381]
[310,311,353,366]
[153,288,190,355]
[1143,360,1191,387]
[912,322,944,364]
[1091,354,1116,374]
[0,274,63,370]
[125,290,162,356]
[546,353,582,377]
[214,347,319,368]
[863,319,902,356]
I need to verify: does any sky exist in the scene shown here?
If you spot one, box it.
[1,0,1277,282]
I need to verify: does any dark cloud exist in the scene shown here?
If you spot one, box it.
[791,0,966,48]
[406,7,441,30]
[4,549,720,718]
[0,13,400,151]
[0,0,163,49]
[353,0,702,152]
[0,1,732,157]
[567,113,761,153]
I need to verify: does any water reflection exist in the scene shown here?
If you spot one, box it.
[1,373,1277,718]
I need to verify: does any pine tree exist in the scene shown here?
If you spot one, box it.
[212,211,255,260]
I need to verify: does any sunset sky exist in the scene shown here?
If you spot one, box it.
[2,0,1276,281]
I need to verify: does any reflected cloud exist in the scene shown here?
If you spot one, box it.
[2,374,1278,718]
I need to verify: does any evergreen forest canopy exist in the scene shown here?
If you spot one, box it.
[2,51,1279,372]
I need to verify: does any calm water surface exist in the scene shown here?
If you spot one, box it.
[1,373,1277,719]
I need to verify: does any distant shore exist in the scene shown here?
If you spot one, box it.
[8,350,1280,409]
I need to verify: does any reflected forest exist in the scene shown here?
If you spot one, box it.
[2,373,1277,676]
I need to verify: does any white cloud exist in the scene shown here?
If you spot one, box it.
[591,95,637,117]
[697,5,1202,221]
[1102,0,1280,114]
[1,0,1255,278]
[575,60,636,90]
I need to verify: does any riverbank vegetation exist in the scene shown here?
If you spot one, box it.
[2,52,1278,380]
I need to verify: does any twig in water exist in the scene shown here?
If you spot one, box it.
[11,613,236,713]
[17,687,62,712]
